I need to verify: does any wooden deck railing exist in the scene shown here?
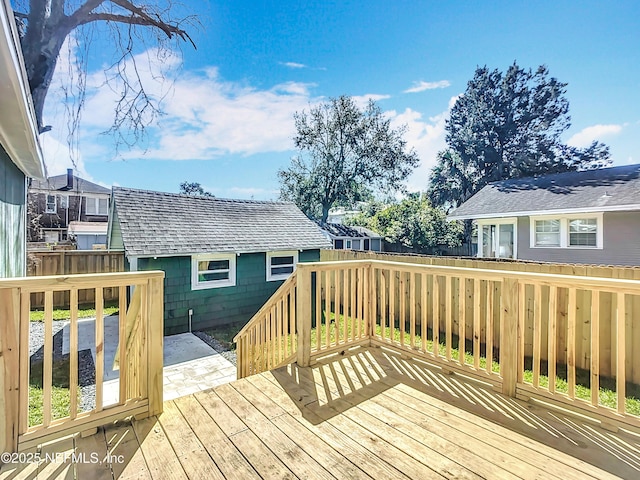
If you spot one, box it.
[0,271,164,453]
[234,272,298,378]
[236,259,640,430]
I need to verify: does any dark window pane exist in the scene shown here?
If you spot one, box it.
[272,266,294,276]
[335,240,343,249]
[271,256,294,266]
[200,271,229,282]
[205,260,229,271]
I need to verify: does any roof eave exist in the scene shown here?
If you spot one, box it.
[448,203,640,221]
[0,0,45,179]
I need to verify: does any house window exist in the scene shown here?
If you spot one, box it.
[569,218,597,247]
[534,219,561,247]
[266,251,298,281]
[364,239,370,250]
[191,254,236,290]
[345,239,352,249]
[86,197,109,216]
[334,239,344,249]
[46,195,56,213]
[530,214,602,249]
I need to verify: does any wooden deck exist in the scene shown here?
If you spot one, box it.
[3,346,639,479]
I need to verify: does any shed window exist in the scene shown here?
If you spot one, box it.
[267,251,298,281]
[192,254,236,290]
[46,195,56,213]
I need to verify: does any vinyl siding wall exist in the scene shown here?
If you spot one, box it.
[0,146,26,277]
[516,213,640,265]
[139,249,320,335]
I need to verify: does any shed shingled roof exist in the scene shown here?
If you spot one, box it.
[448,164,640,220]
[112,187,332,256]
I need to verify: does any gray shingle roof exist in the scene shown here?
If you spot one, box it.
[112,187,332,256]
[448,164,640,220]
[31,173,111,194]
[316,221,383,238]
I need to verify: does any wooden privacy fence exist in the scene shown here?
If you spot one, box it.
[27,251,125,308]
[0,271,164,454]
[235,259,640,431]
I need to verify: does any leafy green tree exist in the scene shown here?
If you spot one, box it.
[179,181,213,197]
[350,194,463,253]
[278,96,419,221]
[428,63,611,211]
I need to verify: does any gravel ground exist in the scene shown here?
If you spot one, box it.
[193,331,237,366]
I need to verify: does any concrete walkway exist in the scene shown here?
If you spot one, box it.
[61,316,236,404]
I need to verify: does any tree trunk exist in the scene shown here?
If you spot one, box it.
[321,203,330,223]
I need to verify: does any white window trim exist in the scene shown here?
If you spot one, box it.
[191,253,236,290]
[45,194,56,213]
[476,217,518,259]
[530,213,603,250]
[266,250,299,282]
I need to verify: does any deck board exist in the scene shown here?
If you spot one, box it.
[2,345,639,480]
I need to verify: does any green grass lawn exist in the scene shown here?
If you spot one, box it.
[28,354,83,426]
[27,305,118,424]
[29,305,119,322]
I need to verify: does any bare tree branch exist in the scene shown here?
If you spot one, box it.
[15,0,198,155]
[76,11,195,48]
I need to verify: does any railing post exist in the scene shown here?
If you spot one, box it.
[500,277,519,397]
[147,275,164,416]
[368,262,375,341]
[296,264,312,367]
[0,288,20,454]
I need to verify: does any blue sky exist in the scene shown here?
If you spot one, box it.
[40,0,640,199]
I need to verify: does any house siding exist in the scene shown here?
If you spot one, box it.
[27,191,109,242]
[516,213,640,265]
[138,249,320,335]
[0,146,26,277]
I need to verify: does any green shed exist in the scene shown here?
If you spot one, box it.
[107,187,332,335]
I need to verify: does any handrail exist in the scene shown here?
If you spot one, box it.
[234,271,298,378]
[234,271,297,341]
[234,258,640,430]
[0,271,164,453]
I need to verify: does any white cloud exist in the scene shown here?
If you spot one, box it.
[280,61,307,69]
[404,80,451,93]
[351,94,391,109]
[567,124,624,148]
[389,95,459,191]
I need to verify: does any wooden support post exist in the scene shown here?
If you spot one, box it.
[0,288,20,454]
[367,263,374,341]
[501,278,519,397]
[296,265,312,367]
[147,275,164,416]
